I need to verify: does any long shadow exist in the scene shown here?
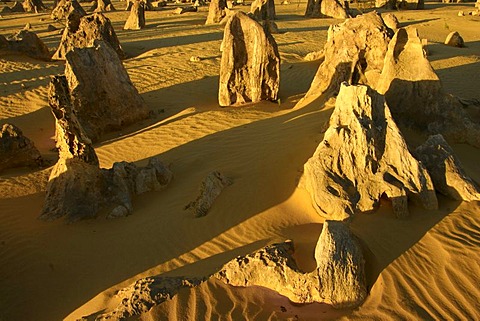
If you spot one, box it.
[427,40,480,62]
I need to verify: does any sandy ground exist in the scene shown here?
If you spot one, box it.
[0,1,479,320]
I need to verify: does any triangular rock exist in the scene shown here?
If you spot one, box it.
[51,0,86,21]
[250,0,275,21]
[219,11,280,106]
[0,123,42,172]
[376,27,480,147]
[94,0,115,12]
[124,0,146,30]
[52,12,125,60]
[6,29,51,61]
[304,83,437,220]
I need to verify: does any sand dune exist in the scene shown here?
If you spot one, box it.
[0,1,479,321]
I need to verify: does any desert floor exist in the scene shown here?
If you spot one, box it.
[0,1,479,320]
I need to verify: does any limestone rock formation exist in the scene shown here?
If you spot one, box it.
[315,221,367,308]
[250,0,275,21]
[41,76,104,222]
[304,12,391,100]
[382,12,399,31]
[185,171,232,217]
[304,83,437,220]
[6,29,51,60]
[94,0,115,11]
[53,13,125,60]
[10,1,25,12]
[22,0,45,12]
[376,27,480,148]
[124,0,145,30]
[95,276,205,320]
[53,41,148,142]
[444,31,465,47]
[0,123,42,172]
[173,6,197,14]
[216,241,322,303]
[305,0,349,19]
[375,0,423,9]
[41,76,172,223]
[92,223,367,318]
[51,0,86,21]
[205,0,226,24]
[126,0,152,11]
[219,11,280,106]
[415,135,480,201]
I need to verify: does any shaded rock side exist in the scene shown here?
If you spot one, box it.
[219,11,280,106]
[0,123,42,172]
[305,0,349,19]
[376,0,423,9]
[53,12,125,60]
[124,0,145,30]
[304,12,391,100]
[315,220,367,308]
[375,27,480,148]
[304,83,437,220]
[185,171,232,217]
[415,134,480,201]
[250,0,276,21]
[6,29,51,61]
[51,0,86,21]
[9,1,25,12]
[41,76,171,222]
[61,41,148,142]
[95,276,205,320]
[444,31,464,47]
[205,0,226,24]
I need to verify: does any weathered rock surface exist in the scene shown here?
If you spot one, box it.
[41,77,172,223]
[315,220,367,308]
[0,123,42,172]
[51,0,86,21]
[124,0,145,30]
[219,11,280,106]
[93,223,367,319]
[94,0,115,12]
[304,12,391,99]
[95,276,205,320]
[53,41,148,142]
[376,27,480,148]
[216,241,322,303]
[205,0,226,24]
[305,0,349,19]
[6,29,51,60]
[376,0,423,9]
[23,0,45,12]
[185,171,232,217]
[444,31,465,47]
[304,83,437,220]
[415,135,480,201]
[250,0,275,21]
[126,0,152,11]
[53,12,125,60]
[382,12,399,31]
[10,1,25,12]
